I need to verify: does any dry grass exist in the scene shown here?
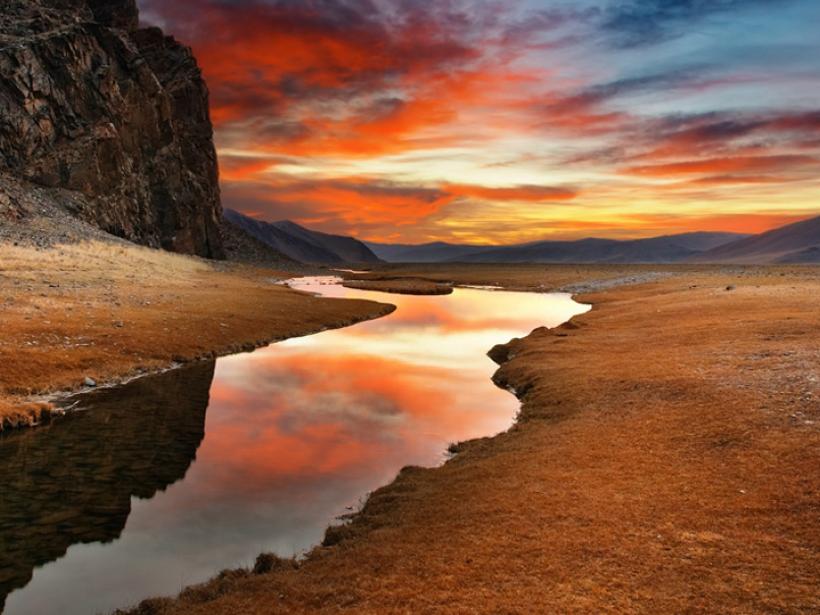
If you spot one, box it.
[0,240,393,429]
[126,265,820,614]
[343,262,679,291]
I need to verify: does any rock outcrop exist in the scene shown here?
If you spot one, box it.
[0,0,224,258]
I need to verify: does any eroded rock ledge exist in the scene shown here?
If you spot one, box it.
[0,0,224,257]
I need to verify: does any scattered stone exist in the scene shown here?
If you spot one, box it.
[83,377,97,387]
[726,285,736,291]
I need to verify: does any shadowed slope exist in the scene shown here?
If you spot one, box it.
[273,220,382,264]
[224,210,381,265]
[692,216,820,263]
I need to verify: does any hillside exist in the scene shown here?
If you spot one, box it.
[220,217,300,268]
[777,246,820,264]
[224,209,381,265]
[273,220,381,264]
[692,216,820,264]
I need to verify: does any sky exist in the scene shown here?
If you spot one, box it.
[139,0,820,244]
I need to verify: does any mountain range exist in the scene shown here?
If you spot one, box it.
[364,242,492,263]
[365,216,819,264]
[367,232,747,264]
[223,211,818,266]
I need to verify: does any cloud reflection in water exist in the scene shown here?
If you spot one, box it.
[4,279,587,615]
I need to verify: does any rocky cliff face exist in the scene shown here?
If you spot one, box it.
[0,0,224,258]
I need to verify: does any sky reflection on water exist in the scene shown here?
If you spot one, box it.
[2,279,587,615]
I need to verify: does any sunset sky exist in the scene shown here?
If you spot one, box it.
[140,0,820,244]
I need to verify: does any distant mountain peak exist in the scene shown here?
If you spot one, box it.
[690,216,820,264]
[224,210,382,265]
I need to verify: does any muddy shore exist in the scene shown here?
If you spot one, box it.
[121,264,820,614]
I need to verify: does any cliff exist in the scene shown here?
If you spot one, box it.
[0,0,224,258]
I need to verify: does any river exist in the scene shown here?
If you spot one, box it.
[0,277,588,614]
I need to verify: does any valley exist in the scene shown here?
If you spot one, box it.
[1,1,817,613]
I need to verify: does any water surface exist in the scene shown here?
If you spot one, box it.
[0,278,588,614]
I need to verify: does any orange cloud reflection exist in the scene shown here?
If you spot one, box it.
[188,284,585,498]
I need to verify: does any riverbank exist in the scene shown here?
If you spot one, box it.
[124,265,820,614]
[341,277,454,295]
[0,240,394,431]
[337,262,680,292]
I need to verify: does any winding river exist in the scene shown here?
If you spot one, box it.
[0,277,589,614]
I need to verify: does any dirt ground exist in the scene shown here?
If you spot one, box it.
[123,264,820,614]
[0,241,393,430]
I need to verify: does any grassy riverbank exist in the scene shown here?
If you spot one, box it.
[124,264,820,614]
[0,241,394,430]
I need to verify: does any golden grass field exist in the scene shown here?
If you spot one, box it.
[3,242,818,613]
[121,264,820,614]
[0,241,393,429]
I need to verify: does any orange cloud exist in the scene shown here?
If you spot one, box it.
[146,0,537,158]
[223,177,454,230]
[218,157,277,181]
[628,212,816,235]
[625,112,820,163]
[142,1,820,241]
[444,183,578,202]
[623,155,818,177]
[222,175,580,235]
